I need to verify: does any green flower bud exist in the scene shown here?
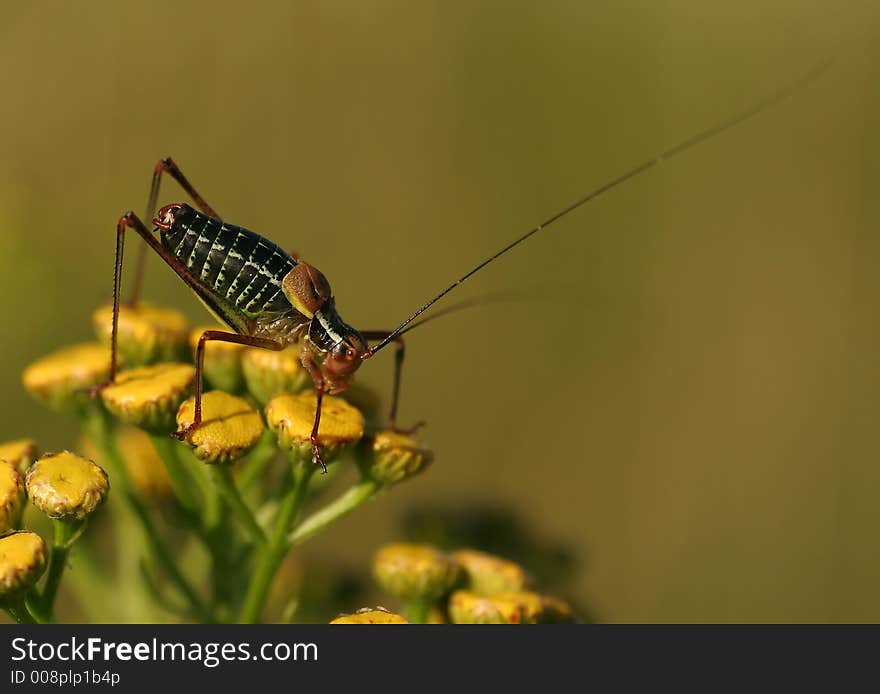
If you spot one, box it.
[448,589,573,624]
[362,431,433,486]
[241,346,310,406]
[0,462,25,533]
[176,391,264,464]
[0,531,47,598]
[100,363,195,433]
[22,343,111,412]
[330,607,409,624]
[266,391,363,467]
[26,452,109,521]
[93,302,188,366]
[0,439,37,475]
[372,543,461,603]
[451,548,532,595]
[189,326,246,394]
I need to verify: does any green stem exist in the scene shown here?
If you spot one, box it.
[178,446,221,530]
[403,598,431,625]
[209,466,267,545]
[287,478,381,547]
[149,433,200,514]
[82,407,212,622]
[4,598,38,624]
[237,430,278,493]
[62,541,114,621]
[238,466,314,623]
[37,519,78,622]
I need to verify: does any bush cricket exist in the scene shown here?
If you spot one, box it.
[95,61,829,472]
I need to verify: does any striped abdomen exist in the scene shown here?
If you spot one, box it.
[159,204,299,332]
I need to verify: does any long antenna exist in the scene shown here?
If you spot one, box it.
[364,59,832,358]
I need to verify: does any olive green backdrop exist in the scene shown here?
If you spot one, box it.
[1,1,877,621]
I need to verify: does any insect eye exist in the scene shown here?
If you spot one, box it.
[333,343,356,361]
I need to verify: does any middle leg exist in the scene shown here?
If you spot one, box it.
[174,330,285,439]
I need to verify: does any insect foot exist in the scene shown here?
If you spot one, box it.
[265,391,364,473]
[310,441,327,475]
[171,424,196,441]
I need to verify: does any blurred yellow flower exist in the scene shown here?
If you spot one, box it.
[330,607,409,624]
[22,343,111,411]
[451,548,532,595]
[241,346,309,406]
[364,430,433,486]
[81,427,174,501]
[0,462,25,533]
[372,543,461,603]
[448,589,573,624]
[93,302,188,366]
[100,363,195,433]
[0,439,37,475]
[0,531,47,597]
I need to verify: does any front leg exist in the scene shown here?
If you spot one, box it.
[360,331,424,433]
[300,348,329,473]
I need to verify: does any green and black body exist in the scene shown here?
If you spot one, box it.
[160,203,300,335]
[157,202,365,356]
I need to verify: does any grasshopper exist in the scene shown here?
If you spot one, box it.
[96,62,829,471]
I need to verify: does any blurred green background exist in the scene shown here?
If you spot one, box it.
[1,1,878,622]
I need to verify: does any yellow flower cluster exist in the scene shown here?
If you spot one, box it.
[14,299,439,625]
[0,441,108,601]
[366,543,574,624]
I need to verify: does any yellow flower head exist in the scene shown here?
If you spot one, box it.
[372,543,461,603]
[25,452,109,521]
[0,462,25,533]
[93,302,189,366]
[448,589,573,624]
[266,391,363,467]
[22,343,111,412]
[100,363,195,433]
[362,430,433,486]
[0,439,37,475]
[189,326,247,394]
[176,391,264,464]
[451,548,532,595]
[0,531,47,597]
[241,346,310,406]
[330,607,409,624]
